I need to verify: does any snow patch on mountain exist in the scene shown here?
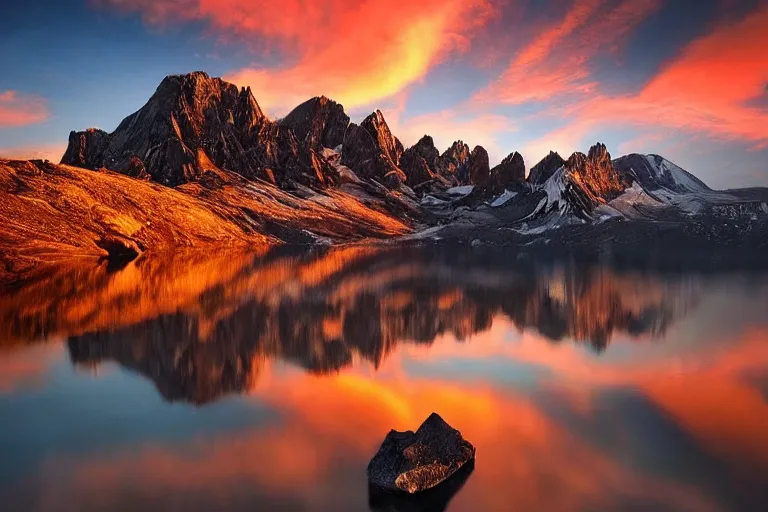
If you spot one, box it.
[541,167,570,216]
[604,182,665,218]
[644,155,707,194]
[446,185,474,196]
[491,190,518,207]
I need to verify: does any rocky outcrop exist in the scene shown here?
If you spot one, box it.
[565,143,627,202]
[491,151,525,188]
[528,151,565,185]
[468,146,490,185]
[341,113,407,188]
[279,96,349,150]
[361,110,404,166]
[61,128,111,169]
[400,135,440,187]
[126,155,150,180]
[60,72,337,188]
[368,413,476,494]
[438,141,471,184]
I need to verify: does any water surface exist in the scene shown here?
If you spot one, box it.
[1,246,767,511]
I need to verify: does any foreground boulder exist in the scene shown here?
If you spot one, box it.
[367,413,476,494]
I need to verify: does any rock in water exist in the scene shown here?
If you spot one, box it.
[367,413,476,494]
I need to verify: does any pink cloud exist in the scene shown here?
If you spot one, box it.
[0,91,49,127]
[528,4,768,154]
[476,0,662,105]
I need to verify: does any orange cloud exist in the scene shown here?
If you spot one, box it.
[0,91,48,127]
[625,3,768,142]
[96,0,496,115]
[521,4,768,152]
[477,0,662,105]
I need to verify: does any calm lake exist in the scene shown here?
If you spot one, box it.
[1,245,767,511]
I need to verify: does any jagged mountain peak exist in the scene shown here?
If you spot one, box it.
[400,135,441,188]
[469,145,491,185]
[491,151,526,187]
[564,142,626,202]
[499,151,525,167]
[613,153,711,195]
[417,134,435,146]
[587,142,610,161]
[279,95,349,150]
[360,109,404,166]
[60,72,342,187]
[529,151,565,185]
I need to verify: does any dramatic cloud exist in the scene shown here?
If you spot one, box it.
[96,0,497,115]
[477,0,663,105]
[519,3,768,160]
[0,91,48,127]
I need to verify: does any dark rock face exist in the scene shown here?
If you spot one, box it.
[126,155,150,180]
[400,135,440,187]
[60,72,335,188]
[279,96,349,150]
[367,413,476,494]
[61,129,111,169]
[361,110,404,166]
[468,146,490,185]
[491,151,525,188]
[438,141,471,182]
[342,115,406,188]
[528,151,565,185]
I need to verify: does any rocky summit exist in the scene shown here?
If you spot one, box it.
[2,71,768,281]
[367,413,476,494]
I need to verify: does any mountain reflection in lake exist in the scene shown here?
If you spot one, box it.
[1,246,767,511]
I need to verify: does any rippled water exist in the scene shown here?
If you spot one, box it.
[1,246,767,511]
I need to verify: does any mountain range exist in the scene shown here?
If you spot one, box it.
[1,71,767,280]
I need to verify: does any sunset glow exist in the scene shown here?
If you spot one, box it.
[1,0,766,187]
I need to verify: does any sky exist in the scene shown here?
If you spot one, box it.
[0,0,766,188]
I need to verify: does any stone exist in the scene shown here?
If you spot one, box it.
[367,413,476,494]
[125,156,150,180]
